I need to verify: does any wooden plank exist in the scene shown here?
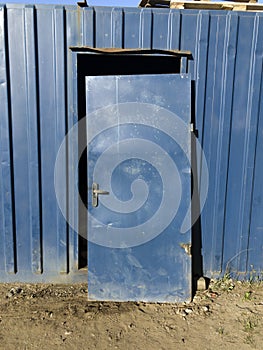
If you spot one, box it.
[170,1,263,12]
[69,47,192,57]
[139,0,170,7]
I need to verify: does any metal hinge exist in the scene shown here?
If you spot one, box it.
[190,123,199,137]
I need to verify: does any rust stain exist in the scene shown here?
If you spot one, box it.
[180,243,192,256]
[76,6,82,46]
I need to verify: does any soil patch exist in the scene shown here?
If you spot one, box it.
[0,278,262,349]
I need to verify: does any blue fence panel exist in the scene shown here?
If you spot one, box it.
[139,9,152,49]
[66,5,89,273]
[123,8,142,49]
[0,5,15,274]
[7,5,41,275]
[223,14,263,275]
[200,12,237,275]
[178,10,263,278]
[248,86,263,274]
[37,6,68,274]
[0,4,262,282]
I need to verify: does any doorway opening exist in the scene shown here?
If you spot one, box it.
[76,49,190,269]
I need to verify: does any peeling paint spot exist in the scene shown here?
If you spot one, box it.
[180,243,192,256]
[127,254,142,268]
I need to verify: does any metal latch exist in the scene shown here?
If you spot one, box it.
[92,183,109,207]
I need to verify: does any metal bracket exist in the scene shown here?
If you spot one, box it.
[77,0,88,7]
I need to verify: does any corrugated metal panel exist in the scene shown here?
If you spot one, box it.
[0,5,15,274]
[7,5,41,274]
[0,4,262,281]
[0,4,74,282]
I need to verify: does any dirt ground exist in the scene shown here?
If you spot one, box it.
[0,277,262,350]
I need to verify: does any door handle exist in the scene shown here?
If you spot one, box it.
[92,182,109,207]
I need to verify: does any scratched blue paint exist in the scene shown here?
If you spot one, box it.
[0,4,262,283]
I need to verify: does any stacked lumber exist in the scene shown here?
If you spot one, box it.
[139,0,263,12]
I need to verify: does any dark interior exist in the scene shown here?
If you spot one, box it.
[77,52,183,269]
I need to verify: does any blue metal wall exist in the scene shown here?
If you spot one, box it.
[0,4,262,281]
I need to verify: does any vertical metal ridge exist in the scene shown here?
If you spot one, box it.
[201,13,221,274]
[219,13,239,274]
[167,10,173,49]
[83,7,95,47]
[53,8,60,273]
[8,6,38,274]
[66,7,82,272]
[53,7,68,274]
[242,14,263,273]
[220,14,239,276]
[33,5,43,275]
[223,14,256,274]
[63,6,69,274]
[195,11,210,146]
[93,6,96,48]
[233,14,261,273]
[180,12,198,77]
[0,5,17,274]
[23,6,42,274]
[152,9,170,49]
[237,16,262,270]
[193,11,210,277]
[139,8,143,48]
[210,15,228,273]
[123,8,140,49]
[212,13,239,273]
[111,8,123,48]
[95,7,115,48]
[140,8,152,49]
[167,10,181,50]
[208,15,226,273]
[193,11,203,81]
[247,15,263,274]
[37,7,59,273]
[247,40,263,274]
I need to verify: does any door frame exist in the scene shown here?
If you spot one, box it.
[68,47,192,271]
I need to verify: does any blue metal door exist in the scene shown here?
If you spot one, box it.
[86,74,192,302]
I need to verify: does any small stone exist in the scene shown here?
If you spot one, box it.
[202,306,209,312]
[6,288,16,298]
[6,287,22,298]
[176,309,187,316]
[208,292,218,299]
[197,277,207,291]
[184,308,193,314]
